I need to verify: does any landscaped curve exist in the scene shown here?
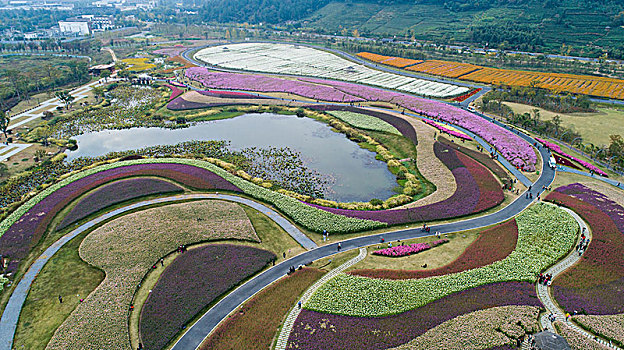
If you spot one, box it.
[304,204,576,317]
[287,282,541,350]
[308,142,504,225]
[350,219,518,280]
[56,177,184,231]
[546,184,624,315]
[139,244,276,350]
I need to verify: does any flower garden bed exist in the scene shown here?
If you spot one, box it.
[451,88,482,102]
[423,119,471,140]
[0,162,241,274]
[545,184,624,315]
[287,282,541,350]
[184,67,535,170]
[537,138,607,176]
[554,321,612,350]
[351,220,518,280]
[392,305,540,350]
[308,105,418,146]
[309,143,504,225]
[572,314,624,348]
[437,136,510,185]
[165,84,184,101]
[298,77,536,171]
[327,111,402,135]
[185,68,365,103]
[56,177,184,231]
[0,158,383,274]
[140,244,276,350]
[200,268,325,350]
[304,204,576,317]
[46,201,258,350]
[373,239,448,257]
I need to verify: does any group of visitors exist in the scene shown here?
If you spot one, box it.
[421,223,431,233]
[577,232,589,256]
[538,273,552,286]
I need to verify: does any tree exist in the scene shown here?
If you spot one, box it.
[55,91,74,109]
[34,125,51,146]
[92,86,104,101]
[0,110,8,140]
[34,148,46,162]
[100,69,112,81]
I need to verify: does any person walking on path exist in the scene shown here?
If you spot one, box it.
[337,243,341,251]
[298,301,302,309]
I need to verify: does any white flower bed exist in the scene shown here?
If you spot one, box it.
[194,43,469,98]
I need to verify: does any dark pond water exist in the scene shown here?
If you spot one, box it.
[66,113,397,202]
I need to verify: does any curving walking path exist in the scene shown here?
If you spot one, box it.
[0,193,316,350]
[536,205,621,349]
[274,247,367,350]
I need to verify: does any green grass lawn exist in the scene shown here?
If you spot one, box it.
[12,230,104,350]
[503,102,624,146]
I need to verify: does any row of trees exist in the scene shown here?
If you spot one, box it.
[482,84,593,114]
[0,60,90,110]
[480,98,624,172]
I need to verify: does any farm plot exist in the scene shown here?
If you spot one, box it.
[193,43,469,98]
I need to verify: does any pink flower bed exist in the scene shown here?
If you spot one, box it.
[299,77,536,171]
[185,68,365,103]
[423,119,471,140]
[165,84,184,100]
[373,239,449,257]
[536,138,607,176]
[153,46,187,57]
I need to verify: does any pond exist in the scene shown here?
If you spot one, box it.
[66,113,397,202]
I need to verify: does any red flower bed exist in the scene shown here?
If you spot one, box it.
[467,152,505,212]
[56,178,183,231]
[287,281,541,350]
[351,219,518,279]
[200,268,325,350]
[139,244,276,350]
[546,184,624,314]
[165,84,184,100]
[451,88,482,102]
[552,153,581,170]
[0,163,241,274]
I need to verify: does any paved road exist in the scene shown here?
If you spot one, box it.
[556,165,623,189]
[0,143,32,162]
[0,193,315,350]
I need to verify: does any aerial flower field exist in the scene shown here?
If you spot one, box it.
[193,43,469,98]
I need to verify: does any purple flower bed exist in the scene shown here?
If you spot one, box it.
[309,143,492,224]
[373,239,448,257]
[0,163,241,274]
[185,67,365,103]
[552,277,624,315]
[537,138,607,176]
[299,77,536,171]
[56,178,184,231]
[287,281,541,350]
[198,90,268,99]
[423,119,471,140]
[308,105,418,146]
[139,244,276,350]
[547,183,624,315]
[166,97,214,110]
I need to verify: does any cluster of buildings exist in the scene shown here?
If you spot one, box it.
[59,15,116,36]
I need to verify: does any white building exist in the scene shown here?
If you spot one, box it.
[59,20,91,36]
